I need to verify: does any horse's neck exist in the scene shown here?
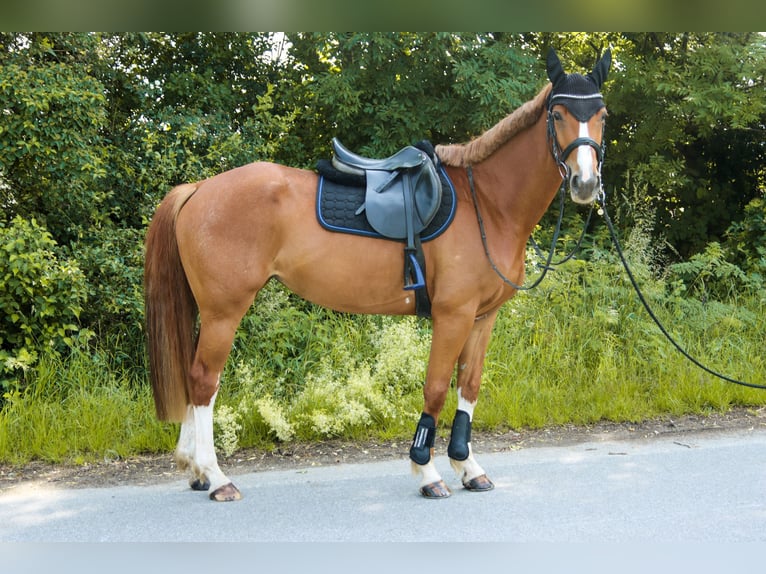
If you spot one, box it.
[474,117,561,239]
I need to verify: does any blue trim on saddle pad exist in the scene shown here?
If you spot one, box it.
[316,164,457,241]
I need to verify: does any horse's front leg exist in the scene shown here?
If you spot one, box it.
[410,311,476,498]
[448,310,498,492]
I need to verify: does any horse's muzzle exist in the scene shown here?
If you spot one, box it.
[569,172,602,204]
[560,135,603,205]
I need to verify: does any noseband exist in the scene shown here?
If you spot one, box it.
[558,134,604,165]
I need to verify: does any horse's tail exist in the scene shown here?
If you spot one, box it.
[144,183,199,422]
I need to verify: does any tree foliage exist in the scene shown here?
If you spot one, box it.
[605,33,766,256]
[0,217,86,385]
[279,33,539,162]
[0,33,111,244]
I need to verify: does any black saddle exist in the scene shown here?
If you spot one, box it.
[332,140,430,172]
[331,138,443,241]
[327,138,443,317]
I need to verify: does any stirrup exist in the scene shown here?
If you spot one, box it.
[404,251,426,291]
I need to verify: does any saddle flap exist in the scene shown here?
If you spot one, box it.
[364,164,442,239]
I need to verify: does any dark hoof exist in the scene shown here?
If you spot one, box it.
[190,478,210,491]
[419,480,452,499]
[463,474,494,492]
[210,482,242,502]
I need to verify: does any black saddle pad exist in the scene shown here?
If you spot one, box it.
[316,164,456,242]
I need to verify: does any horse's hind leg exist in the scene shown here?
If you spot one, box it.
[174,405,201,485]
[175,386,237,498]
[448,310,498,492]
[180,313,248,501]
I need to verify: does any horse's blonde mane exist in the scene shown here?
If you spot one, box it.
[436,83,552,167]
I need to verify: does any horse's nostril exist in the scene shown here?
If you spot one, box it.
[571,174,580,190]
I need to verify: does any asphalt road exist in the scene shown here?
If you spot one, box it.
[2,427,766,543]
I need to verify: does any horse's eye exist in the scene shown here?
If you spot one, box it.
[552,110,563,121]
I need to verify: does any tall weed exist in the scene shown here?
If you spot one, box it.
[479,208,766,431]
[0,338,175,464]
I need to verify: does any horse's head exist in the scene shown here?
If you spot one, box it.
[546,48,611,204]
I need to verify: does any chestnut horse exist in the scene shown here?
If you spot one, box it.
[144,48,611,501]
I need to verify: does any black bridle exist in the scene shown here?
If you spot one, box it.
[539,96,765,391]
[466,96,608,292]
[546,115,606,182]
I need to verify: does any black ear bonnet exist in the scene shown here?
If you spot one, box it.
[546,49,611,122]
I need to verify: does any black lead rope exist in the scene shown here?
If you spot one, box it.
[598,196,766,391]
[530,202,596,266]
[470,160,763,390]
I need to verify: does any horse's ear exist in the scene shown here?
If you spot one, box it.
[589,48,612,88]
[546,48,566,86]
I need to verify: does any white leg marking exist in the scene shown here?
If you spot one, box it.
[174,404,196,471]
[411,459,443,487]
[457,388,476,420]
[450,444,487,483]
[452,388,486,482]
[192,389,231,492]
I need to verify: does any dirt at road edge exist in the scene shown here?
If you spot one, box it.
[2,407,765,491]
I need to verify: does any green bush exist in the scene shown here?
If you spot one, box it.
[668,241,758,300]
[725,196,766,285]
[217,282,428,449]
[67,226,145,338]
[0,217,87,391]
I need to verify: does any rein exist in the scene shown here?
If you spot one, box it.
[467,164,567,292]
[468,109,763,390]
[597,196,766,391]
[529,203,595,266]
[466,105,602,292]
